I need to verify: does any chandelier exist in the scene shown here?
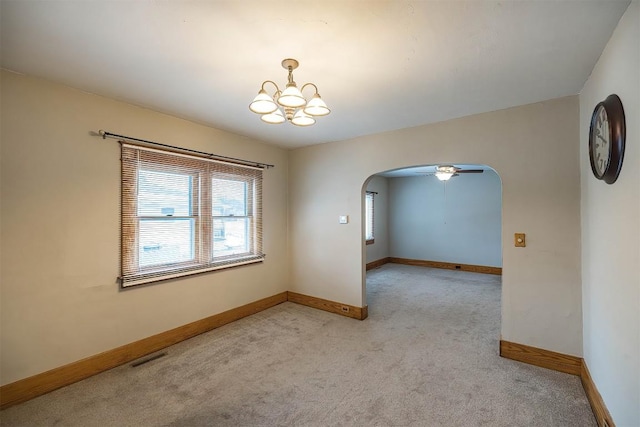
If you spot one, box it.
[249,58,330,126]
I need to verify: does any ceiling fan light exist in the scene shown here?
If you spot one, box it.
[303,94,330,116]
[261,109,285,124]
[278,84,306,108]
[249,89,278,114]
[434,165,457,181]
[435,172,454,181]
[291,110,316,126]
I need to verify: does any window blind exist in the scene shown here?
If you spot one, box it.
[365,191,375,244]
[121,143,263,287]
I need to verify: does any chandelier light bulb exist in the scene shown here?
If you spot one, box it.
[261,109,286,124]
[291,110,316,127]
[303,93,330,116]
[278,84,306,108]
[249,89,278,114]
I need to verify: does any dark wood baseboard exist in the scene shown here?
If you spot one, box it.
[581,361,615,427]
[389,257,502,275]
[0,292,288,409]
[287,291,368,320]
[366,257,391,270]
[500,340,615,426]
[499,340,582,375]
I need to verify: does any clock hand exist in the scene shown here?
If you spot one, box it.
[596,134,608,144]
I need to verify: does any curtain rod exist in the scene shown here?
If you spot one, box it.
[97,130,274,169]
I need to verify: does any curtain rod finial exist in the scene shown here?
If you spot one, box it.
[98,129,106,139]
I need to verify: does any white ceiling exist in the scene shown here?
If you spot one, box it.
[0,1,629,149]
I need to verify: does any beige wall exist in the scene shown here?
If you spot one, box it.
[579,2,639,424]
[0,70,289,385]
[289,96,582,356]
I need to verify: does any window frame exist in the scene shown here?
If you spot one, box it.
[211,173,256,261]
[120,144,264,288]
[365,191,375,245]
[135,163,201,272]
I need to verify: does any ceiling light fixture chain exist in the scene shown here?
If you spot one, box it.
[285,59,296,86]
[249,58,330,127]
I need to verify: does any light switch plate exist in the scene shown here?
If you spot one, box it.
[515,233,526,247]
[339,215,348,224]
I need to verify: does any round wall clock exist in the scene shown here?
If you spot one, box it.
[589,94,626,184]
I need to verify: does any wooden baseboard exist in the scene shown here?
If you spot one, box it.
[500,341,615,426]
[287,291,368,320]
[581,361,615,427]
[0,292,288,409]
[366,257,391,271]
[390,257,502,275]
[499,340,581,376]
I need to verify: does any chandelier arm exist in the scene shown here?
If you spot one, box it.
[261,80,281,95]
[300,83,319,95]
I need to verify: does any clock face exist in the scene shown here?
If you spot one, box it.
[592,104,610,177]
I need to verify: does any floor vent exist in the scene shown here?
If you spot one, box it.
[131,352,167,367]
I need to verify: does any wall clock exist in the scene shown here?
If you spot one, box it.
[589,94,626,184]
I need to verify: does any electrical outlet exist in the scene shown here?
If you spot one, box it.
[341,306,349,312]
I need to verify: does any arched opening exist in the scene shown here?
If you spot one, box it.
[362,163,503,321]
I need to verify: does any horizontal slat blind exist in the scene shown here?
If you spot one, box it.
[121,144,263,287]
[365,191,375,243]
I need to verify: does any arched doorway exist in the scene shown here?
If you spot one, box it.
[362,163,503,310]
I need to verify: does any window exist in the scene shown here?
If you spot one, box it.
[121,144,263,287]
[365,191,375,245]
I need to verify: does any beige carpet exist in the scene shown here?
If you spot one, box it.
[1,264,595,426]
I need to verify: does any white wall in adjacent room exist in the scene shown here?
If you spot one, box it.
[388,170,502,267]
[579,2,639,425]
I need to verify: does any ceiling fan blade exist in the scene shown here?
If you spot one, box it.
[455,169,484,173]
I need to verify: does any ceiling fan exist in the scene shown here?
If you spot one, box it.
[416,165,484,181]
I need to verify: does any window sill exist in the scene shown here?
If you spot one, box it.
[120,256,264,288]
